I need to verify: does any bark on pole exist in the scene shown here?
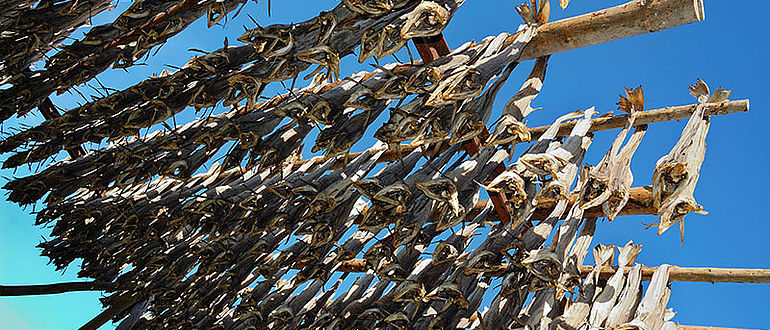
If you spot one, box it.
[354,185,660,225]
[584,265,770,284]
[345,100,748,166]
[329,260,770,284]
[530,100,750,140]
[677,326,759,330]
[520,0,706,61]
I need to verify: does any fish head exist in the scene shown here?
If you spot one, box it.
[400,1,450,39]
[405,66,442,94]
[432,241,459,265]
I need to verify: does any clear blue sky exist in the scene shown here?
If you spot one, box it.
[1,0,769,328]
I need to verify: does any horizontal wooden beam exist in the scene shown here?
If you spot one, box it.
[533,185,653,219]
[0,281,116,296]
[584,265,770,284]
[530,99,750,140]
[329,99,748,168]
[677,326,759,330]
[520,0,705,61]
[328,259,770,284]
[354,185,655,225]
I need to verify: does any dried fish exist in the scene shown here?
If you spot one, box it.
[0,0,743,326]
[486,55,549,146]
[621,265,672,330]
[393,281,426,303]
[589,241,642,327]
[552,244,614,329]
[522,247,562,283]
[653,79,727,241]
[580,87,647,220]
[605,264,643,328]
[416,177,462,217]
[400,1,451,39]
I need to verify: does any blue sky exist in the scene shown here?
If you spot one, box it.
[1,0,769,328]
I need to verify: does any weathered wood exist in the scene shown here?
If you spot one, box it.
[520,0,705,61]
[413,34,451,63]
[584,265,770,283]
[677,326,759,330]
[353,185,655,225]
[0,281,116,296]
[340,100,748,167]
[531,99,747,139]
[5,0,765,328]
[331,261,770,284]
[78,296,135,330]
[37,97,86,159]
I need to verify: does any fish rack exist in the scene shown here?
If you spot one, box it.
[0,0,762,329]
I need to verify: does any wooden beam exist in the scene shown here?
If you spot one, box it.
[0,281,116,296]
[584,265,770,284]
[414,32,513,223]
[354,185,654,225]
[520,0,705,61]
[335,99,748,167]
[533,185,654,220]
[79,296,135,330]
[328,259,770,284]
[412,34,451,63]
[530,99,750,140]
[677,326,759,330]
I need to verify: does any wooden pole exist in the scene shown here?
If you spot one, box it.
[530,99,749,140]
[677,326,759,330]
[520,0,706,61]
[584,265,770,284]
[354,185,654,225]
[533,185,654,219]
[79,296,135,330]
[327,260,770,283]
[332,99,748,167]
[412,34,451,63]
[413,33,514,223]
[7,265,767,293]
[0,281,116,296]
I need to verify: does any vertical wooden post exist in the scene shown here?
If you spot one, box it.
[23,67,86,159]
[38,97,86,159]
[412,35,513,223]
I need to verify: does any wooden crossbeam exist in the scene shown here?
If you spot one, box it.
[6,265,767,297]
[412,34,451,63]
[0,281,116,296]
[330,260,770,284]
[530,99,749,140]
[519,0,705,61]
[336,99,748,166]
[413,33,514,223]
[354,185,654,225]
[584,265,770,283]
